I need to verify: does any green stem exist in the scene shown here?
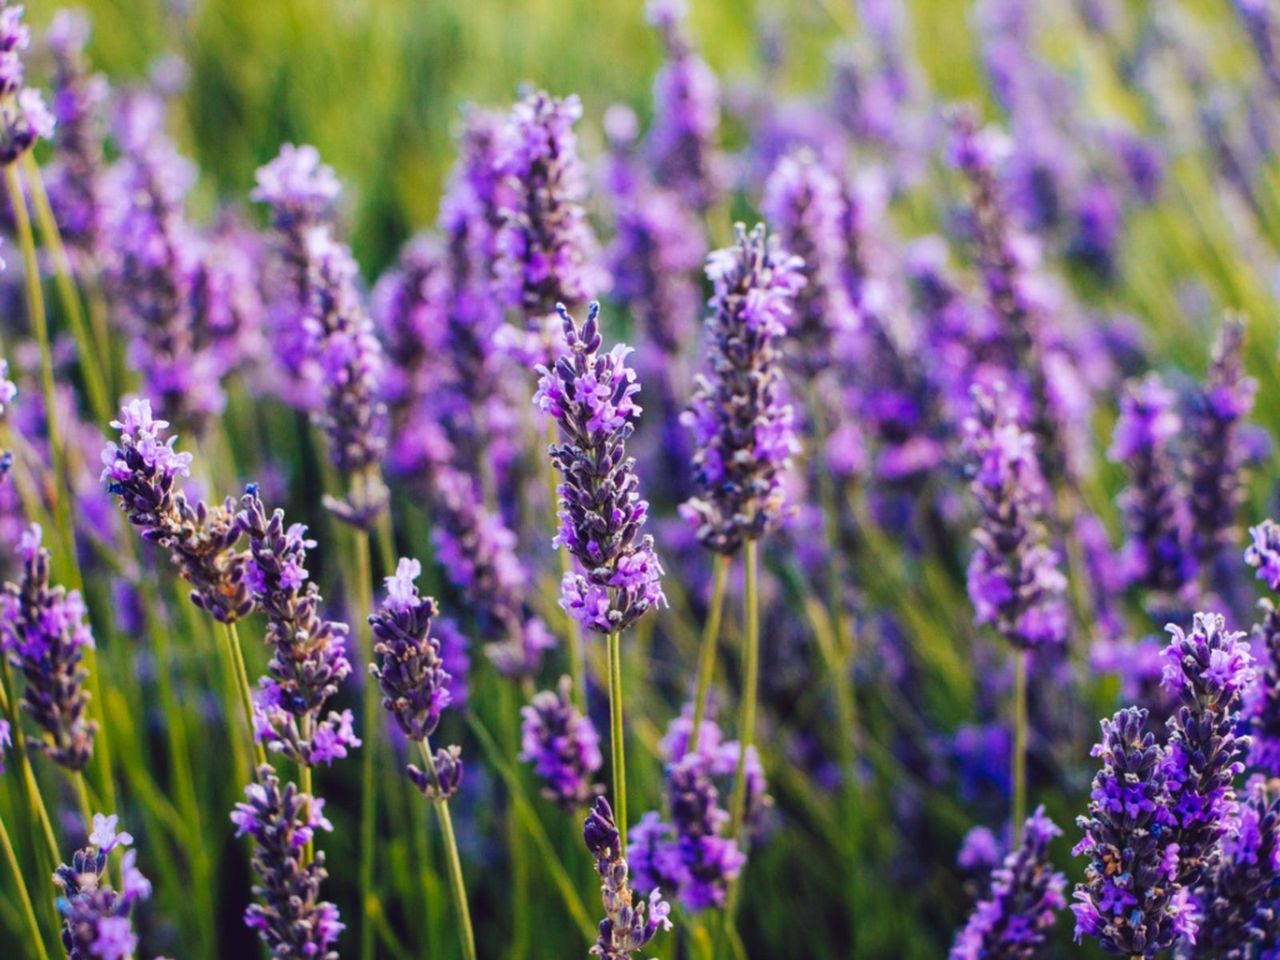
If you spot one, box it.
[0,811,51,960]
[221,621,268,769]
[5,163,116,815]
[355,529,379,960]
[415,738,477,960]
[727,539,760,839]
[2,658,59,866]
[606,630,628,853]
[20,156,113,425]
[1012,650,1028,845]
[690,554,731,750]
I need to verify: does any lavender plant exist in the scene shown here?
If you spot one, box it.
[583,796,672,958]
[53,813,151,960]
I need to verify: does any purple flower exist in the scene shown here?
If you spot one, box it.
[103,93,227,432]
[1110,374,1196,596]
[1187,317,1257,565]
[761,149,856,376]
[1161,612,1255,888]
[958,826,1003,874]
[963,385,1067,650]
[102,398,253,623]
[538,302,666,634]
[0,1,52,166]
[646,0,724,212]
[520,675,602,810]
[583,796,673,958]
[1,524,97,770]
[950,806,1066,960]
[1245,520,1280,775]
[681,223,803,555]
[494,90,605,326]
[237,490,359,767]
[232,767,343,959]
[368,556,451,742]
[44,10,110,260]
[1072,707,1194,956]
[251,143,340,230]
[1192,774,1280,956]
[53,812,150,960]
[429,466,551,677]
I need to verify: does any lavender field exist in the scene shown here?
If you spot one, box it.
[3,0,1280,957]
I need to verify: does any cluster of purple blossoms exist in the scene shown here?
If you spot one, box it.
[1244,519,1280,775]
[536,302,666,634]
[53,814,151,960]
[761,148,856,379]
[519,675,602,810]
[255,145,388,525]
[1072,707,1195,956]
[1110,374,1196,597]
[237,490,360,767]
[949,807,1066,960]
[0,524,96,770]
[103,92,226,432]
[1191,774,1280,957]
[583,796,673,959]
[681,223,804,555]
[102,399,253,623]
[43,10,110,260]
[963,385,1067,650]
[369,558,463,800]
[494,90,605,329]
[646,0,724,213]
[629,709,769,912]
[431,464,553,678]
[1186,317,1257,566]
[231,767,344,959]
[1160,612,1254,888]
[0,1,54,166]
[949,111,1073,482]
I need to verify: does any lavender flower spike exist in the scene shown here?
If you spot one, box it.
[102,398,253,623]
[54,812,151,960]
[1244,518,1280,775]
[950,806,1066,960]
[1160,611,1254,888]
[681,223,804,555]
[231,766,344,959]
[584,796,673,958]
[1192,774,1280,957]
[368,557,463,799]
[1110,374,1195,596]
[1187,316,1257,565]
[1072,707,1195,956]
[237,490,360,767]
[536,302,666,634]
[963,385,1067,650]
[520,675,602,810]
[0,1,54,166]
[494,90,605,327]
[1,524,97,770]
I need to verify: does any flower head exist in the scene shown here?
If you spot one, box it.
[520,676,602,810]
[53,812,149,960]
[584,797,673,958]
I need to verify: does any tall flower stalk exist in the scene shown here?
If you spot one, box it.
[368,558,474,960]
[536,302,665,852]
[681,223,801,859]
[963,385,1066,841]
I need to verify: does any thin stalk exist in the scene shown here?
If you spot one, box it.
[354,528,378,960]
[5,163,116,815]
[221,621,267,769]
[1012,650,1028,845]
[727,540,760,839]
[0,811,51,960]
[606,630,628,853]
[21,156,112,425]
[689,554,731,750]
[2,659,59,865]
[415,738,477,960]
[300,754,314,866]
